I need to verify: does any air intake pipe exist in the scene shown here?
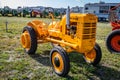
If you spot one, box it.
[66,6,70,29]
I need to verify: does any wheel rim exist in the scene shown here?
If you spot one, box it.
[21,31,31,50]
[52,52,64,73]
[84,49,96,63]
[111,35,120,51]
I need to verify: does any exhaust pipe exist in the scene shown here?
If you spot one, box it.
[66,6,70,29]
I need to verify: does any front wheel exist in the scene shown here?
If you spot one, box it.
[106,29,120,53]
[50,46,70,77]
[84,43,102,66]
[20,26,37,54]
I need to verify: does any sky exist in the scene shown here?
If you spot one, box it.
[0,0,120,9]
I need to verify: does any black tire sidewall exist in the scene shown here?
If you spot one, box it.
[92,43,102,66]
[22,26,37,54]
[50,46,70,77]
[106,29,120,53]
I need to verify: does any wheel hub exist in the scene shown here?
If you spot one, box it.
[54,57,60,67]
[52,52,64,72]
[118,40,120,45]
[111,35,120,51]
[84,49,96,63]
[21,31,30,49]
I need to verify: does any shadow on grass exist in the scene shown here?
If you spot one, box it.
[29,50,50,66]
[28,51,120,80]
[89,65,120,80]
[67,52,120,80]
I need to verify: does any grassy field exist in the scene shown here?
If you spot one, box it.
[0,17,120,80]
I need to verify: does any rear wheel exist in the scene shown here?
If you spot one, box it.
[30,12,32,17]
[106,29,120,53]
[23,14,26,17]
[40,14,42,18]
[20,26,37,54]
[2,14,4,16]
[84,43,102,66]
[50,46,70,77]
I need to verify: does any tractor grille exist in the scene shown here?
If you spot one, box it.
[83,23,96,39]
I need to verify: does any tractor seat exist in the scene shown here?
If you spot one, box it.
[48,21,61,31]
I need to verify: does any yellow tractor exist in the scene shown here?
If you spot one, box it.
[20,7,102,77]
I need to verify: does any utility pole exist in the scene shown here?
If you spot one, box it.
[5,21,8,32]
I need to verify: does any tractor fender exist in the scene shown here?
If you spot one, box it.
[111,22,120,30]
[27,20,49,38]
[112,27,120,30]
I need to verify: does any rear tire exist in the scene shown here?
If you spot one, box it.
[92,43,102,66]
[21,26,37,54]
[30,11,32,17]
[106,29,120,53]
[84,43,102,66]
[23,14,26,17]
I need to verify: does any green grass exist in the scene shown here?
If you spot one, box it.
[0,17,120,80]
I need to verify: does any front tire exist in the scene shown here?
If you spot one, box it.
[106,29,120,53]
[21,26,37,54]
[50,46,70,77]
